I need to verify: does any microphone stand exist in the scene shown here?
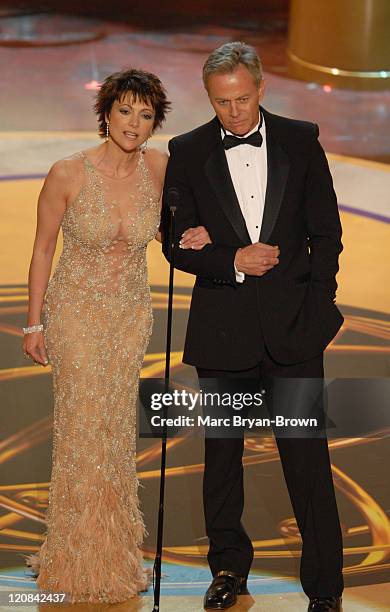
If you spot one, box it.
[152,194,177,611]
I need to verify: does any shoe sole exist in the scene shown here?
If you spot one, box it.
[204,602,236,610]
[204,589,249,609]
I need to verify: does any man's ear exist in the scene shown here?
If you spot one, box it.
[258,79,266,103]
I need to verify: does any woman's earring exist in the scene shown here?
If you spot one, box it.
[105,121,110,142]
[140,139,148,154]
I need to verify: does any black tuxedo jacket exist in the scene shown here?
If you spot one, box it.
[162,107,343,370]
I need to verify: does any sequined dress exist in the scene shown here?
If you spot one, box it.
[24,150,161,603]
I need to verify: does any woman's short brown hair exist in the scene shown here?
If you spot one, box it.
[94,68,171,138]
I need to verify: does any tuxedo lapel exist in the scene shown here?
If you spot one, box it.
[204,120,251,245]
[259,110,290,243]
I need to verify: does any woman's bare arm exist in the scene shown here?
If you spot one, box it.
[144,150,167,244]
[149,150,211,248]
[23,160,70,364]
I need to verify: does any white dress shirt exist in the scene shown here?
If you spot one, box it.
[221,114,267,282]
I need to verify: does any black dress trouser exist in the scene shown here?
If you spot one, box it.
[197,351,344,599]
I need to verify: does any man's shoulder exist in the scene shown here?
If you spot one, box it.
[264,109,319,140]
[168,118,218,152]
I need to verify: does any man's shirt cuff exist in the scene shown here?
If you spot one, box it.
[234,264,245,283]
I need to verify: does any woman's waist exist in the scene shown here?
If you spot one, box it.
[57,244,147,263]
[45,273,150,303]
[48,252,147,284]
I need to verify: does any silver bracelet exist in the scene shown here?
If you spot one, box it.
[23,324,43,334]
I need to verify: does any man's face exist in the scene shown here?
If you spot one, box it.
[206,63,265,136]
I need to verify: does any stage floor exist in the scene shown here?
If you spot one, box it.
[0,583,390,611]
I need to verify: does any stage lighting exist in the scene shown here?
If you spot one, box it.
[84,80,101,90]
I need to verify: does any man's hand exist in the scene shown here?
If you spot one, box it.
[179,226,212,250]
[235,242,279,276]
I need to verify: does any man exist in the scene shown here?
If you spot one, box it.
[162,42,344,612]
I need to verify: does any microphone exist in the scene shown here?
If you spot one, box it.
[167,187,179,213]
[152,185,178,611]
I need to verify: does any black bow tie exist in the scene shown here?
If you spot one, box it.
[223,130,263,150]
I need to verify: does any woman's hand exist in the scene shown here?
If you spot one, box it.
[23,332,49,366]
[179,226,212,250]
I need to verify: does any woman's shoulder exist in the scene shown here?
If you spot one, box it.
[44,152,87,202]
[48,151,86,179]
[144,147,168,165]
[142,148,168,195]
[143,147,168,180]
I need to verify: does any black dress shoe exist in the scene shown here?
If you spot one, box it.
[204,571,248,609]
[308,597,342,611]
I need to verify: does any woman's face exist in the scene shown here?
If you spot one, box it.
[106,92,155,151]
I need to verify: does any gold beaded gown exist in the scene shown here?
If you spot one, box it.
[24,149,161,603]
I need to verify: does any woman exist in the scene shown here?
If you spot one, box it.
[22,68,210,603]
